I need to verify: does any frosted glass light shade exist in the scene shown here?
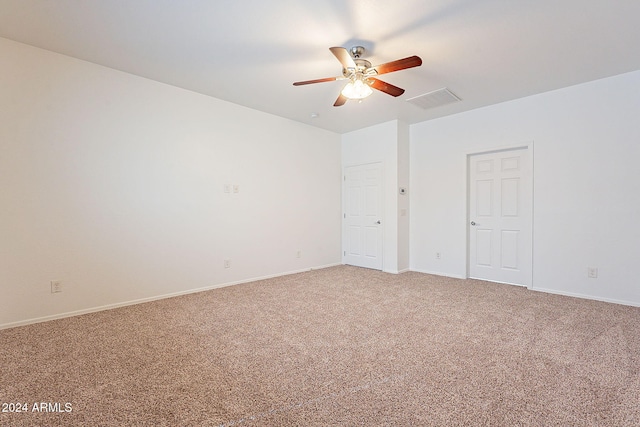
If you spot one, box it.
[341,79,373,100]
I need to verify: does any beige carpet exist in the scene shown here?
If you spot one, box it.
[1,265,639,426]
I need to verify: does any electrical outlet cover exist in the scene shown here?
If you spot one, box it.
[51,280,62,293]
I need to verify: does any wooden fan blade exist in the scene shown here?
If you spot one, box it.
[371,55,422,75]
[334,93,348,107]
[293,76,340,86]
[369,78,405,97]
[329,47,356,69]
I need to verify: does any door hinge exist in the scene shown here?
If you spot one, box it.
[344,251,346,256]
[344,175,346,181]
[343,213,346,218]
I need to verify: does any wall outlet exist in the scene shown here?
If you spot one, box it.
[51,280,62,293]
[296,250,301,258]
[588,267,598,278]
[232,184,240,194]
[224,259,231,269]
[436,252,441,259]
[223,183,231,194]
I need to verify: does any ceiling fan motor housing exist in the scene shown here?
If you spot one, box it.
[342,58,372,78]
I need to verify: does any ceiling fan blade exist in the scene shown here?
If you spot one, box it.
[293,76,340,86]
[333,93,348,107]
[370,55,422,75]
[369,78,405,97]
[329,47,356,70]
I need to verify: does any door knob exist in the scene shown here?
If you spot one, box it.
[470,221,476,226]
[375,220,381,224]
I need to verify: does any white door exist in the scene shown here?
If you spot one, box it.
[469,148,532,286]
[343,163,383,270]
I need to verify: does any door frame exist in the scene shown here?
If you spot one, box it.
[465,142,534,289]
[342,161,385,270]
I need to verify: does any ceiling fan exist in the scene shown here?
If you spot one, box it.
[293,46,422,106]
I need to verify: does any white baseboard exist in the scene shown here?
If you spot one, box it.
[531,287,640,308]
[6,264,636,330]
[410,268,467,280]
[0,263,342,331]
[410,269,640,307]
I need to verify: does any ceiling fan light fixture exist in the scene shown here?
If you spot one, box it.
[341,77,373,100]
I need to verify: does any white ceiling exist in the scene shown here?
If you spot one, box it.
[1,0,639,134]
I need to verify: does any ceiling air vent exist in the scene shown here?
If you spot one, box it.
[406,88,461,110]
